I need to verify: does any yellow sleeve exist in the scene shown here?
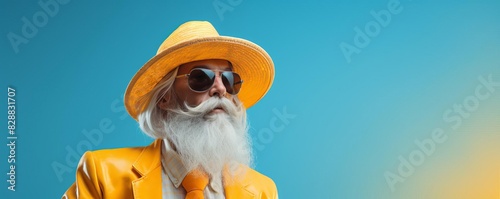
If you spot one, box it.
[62,151,102,199]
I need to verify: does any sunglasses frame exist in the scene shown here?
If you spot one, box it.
[175,68,243,95]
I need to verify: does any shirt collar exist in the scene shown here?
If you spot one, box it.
[161,139,223,193]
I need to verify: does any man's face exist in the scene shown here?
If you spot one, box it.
[170,59,235,112]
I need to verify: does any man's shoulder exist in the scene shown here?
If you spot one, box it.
[245,167,274,183]
[79,145,144,175]
[79,139,162,172]
[86,145,145,161]
[243,167,278,196]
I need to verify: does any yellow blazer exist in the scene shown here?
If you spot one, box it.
[62,139,278,199]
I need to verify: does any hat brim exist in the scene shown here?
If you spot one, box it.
[125,36,274,119]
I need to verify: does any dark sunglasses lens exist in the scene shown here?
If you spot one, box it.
[221,72,242,94]
[188,69,215,91]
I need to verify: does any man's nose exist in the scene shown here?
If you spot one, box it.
[209,75,227,97]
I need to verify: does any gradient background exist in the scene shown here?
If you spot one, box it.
[1,0,500,198]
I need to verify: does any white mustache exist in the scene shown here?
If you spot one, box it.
[176,97,240,118]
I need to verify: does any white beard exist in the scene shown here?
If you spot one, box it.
[159,97,252,180]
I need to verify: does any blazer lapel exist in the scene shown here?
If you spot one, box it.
[224,165,256,199]
[131,139,163,198]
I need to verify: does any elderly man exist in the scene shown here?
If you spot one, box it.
[62,21,278,199]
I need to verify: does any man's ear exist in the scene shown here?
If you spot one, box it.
[158,96,169,110]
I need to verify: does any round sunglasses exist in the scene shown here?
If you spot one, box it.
[175,68,243,95]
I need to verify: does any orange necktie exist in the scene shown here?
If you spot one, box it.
[182,170,209,199]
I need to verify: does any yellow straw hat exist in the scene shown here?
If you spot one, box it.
[124,21,274,119]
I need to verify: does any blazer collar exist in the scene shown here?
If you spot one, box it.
[130,139,256,199]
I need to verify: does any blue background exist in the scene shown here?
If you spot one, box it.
[1,0,500,198]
